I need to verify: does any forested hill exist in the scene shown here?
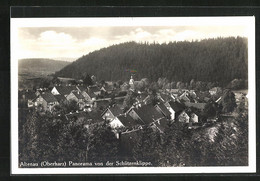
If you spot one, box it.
[19,58,70,73]
[55,37,248,85]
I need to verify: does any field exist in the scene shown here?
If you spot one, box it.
[18,68,54,90]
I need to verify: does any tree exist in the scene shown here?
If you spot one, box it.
[83,74,93,86]
[203,101,218,119]
[190,79,196,89]
[55,37,248,86]
[20,110,41,163]
[132,127,163,166]
[65,100,79,112]
[195,81,207,91]
[220,89,237,113]
[117,80,123,87]
[161,121,189,166]
[57,117,89,162]
[87,123,119,162]
[227,79,246,90]
[176,81,185,89]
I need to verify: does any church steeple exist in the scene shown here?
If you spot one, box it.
[129,75,135,90]
[129,75,134,85]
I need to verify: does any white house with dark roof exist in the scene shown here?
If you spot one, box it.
[109,114,144,130]
[76,85,96,101]
[164,101,185,121]
[66,91,85,102]
[101,105,124,121]
[51,86,77,97]
[128,104,164,126]
[34,92,59,111]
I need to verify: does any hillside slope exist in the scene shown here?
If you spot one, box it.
[55,37,248,85]
[19,58,71,73]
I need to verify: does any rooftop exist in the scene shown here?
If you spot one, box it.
[103,105,123,117]
[40,92,57,103]
[132,104,164,125]
[72,91,85,99]
[167,101,185,113]
[117,114,143,128]
[184,102,206,111]
[155,103,171,117]
[54,86,77,95]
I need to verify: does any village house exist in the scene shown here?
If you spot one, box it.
[195,91,211,103]
[35,88,49,96]
[189,113,199,123]
[93,99,110,111]
[53,94,67,104]
[164,101,185,121]
[128,104,164,126]
[120,82,130,91]
[185,107,202,125]
[76,85,96,101]
[209,87,222,96]
[157,93,172,103]
[178,110,190,123]
[100,84,114,94]
[65,110,88,121]
[154,102,172,119]
[65,110,104,129]
[66,91,86,109]
[134,93,149,106]
[66,91,85,102]
[109,114,143,130]
[179,91,198,103]
[85,110,104,126]
[51,85,77,97]
[101,105,124,121]
[88,85,101,96]
[34,92,59,111]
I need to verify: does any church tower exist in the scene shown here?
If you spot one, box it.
[129,75,135,90]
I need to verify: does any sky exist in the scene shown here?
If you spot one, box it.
[17,25,248,61]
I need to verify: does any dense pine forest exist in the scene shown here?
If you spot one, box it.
[55,37,248,86]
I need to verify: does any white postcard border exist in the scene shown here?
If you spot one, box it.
[11,17,256,174]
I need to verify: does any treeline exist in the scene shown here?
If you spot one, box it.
[19,106,248,166]
[129,113,248,166]
[19,107,119,164]
[56,37,248,86]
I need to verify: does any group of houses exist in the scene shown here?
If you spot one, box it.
[19,75,249,143]
[99,89,207,137]
[19,81,121,112]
